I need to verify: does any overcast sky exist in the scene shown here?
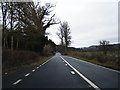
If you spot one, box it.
[39,0,119,48]
[0,0,119,48]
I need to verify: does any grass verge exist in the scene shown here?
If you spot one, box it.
[2,49,53,75]
[3,56,53,76]
[67,55,120,71]
[24,56,52,68]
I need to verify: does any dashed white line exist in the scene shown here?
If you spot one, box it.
[12,57,54,86]
[40,56,53,66]
[42,62,45,65]
[25,73,30,77]
[71,71,75,75]
[32,69,36,72]
[60,56,101,90]
[65,64,68,66]
[13,79,22,85]
[36,67,39,69]
[45,61,48,63]
[42,61,48,65]
[44,62,46,64]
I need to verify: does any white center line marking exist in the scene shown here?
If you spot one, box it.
[32,69,36,72]
[13,79,22,85]
[60,56,101,90]
[71,71,75,74]
[65,64,67,66]
[36,67,39,69]
[25,73,30,77]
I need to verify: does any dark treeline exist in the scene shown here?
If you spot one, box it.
[67,43,119,53]
[1,1,58,55]
[1,1,59,73]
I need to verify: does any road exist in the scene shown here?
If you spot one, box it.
[2,53,120,89]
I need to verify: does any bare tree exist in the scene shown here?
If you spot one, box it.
[62,21,71,47]
[1,2,17,50]
[15,2,59,53]
[13,2,58,34]
[56,21,71,54]
[56,26,64,45]
[1,1,59,53]
[99,40,110,55]
[57,21,71,47]
[1,2,9,48]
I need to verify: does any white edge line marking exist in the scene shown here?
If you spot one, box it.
[13,79,22,85]
[42,62,47,65]
[12,56,54,86]
[68,56,120,73]
[25,73,30,77]
[60,56,101,90]
[42,63,45,65]
[40,56,54,66]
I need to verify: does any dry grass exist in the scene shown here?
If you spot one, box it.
[2,49,52,74]
[67,51,119,71]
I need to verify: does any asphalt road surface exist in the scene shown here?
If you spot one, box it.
[2,53,120,89]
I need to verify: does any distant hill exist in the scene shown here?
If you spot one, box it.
[68,44,120,52]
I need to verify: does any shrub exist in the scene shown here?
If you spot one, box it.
[2,49,39,73]
[43,45,53,56]
[68,51,117,63]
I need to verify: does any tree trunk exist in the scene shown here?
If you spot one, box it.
[16,39,19,49]
[5,38,8,48]
[11,36,13,51]
[3,37,6,48]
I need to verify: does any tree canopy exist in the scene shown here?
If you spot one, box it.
[1,1,59,54]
